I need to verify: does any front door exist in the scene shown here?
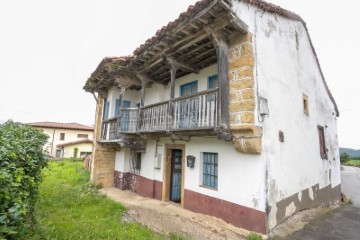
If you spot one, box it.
[170,149,182,203]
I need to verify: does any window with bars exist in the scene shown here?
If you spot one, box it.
[202,152,218,189]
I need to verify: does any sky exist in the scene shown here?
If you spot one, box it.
[0,0,359,149]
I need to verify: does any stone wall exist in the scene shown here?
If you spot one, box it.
[228,33,261,154]
[90,94,116,187]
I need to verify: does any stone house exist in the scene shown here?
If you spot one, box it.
[83,0,341,234]
[27,122,94,158]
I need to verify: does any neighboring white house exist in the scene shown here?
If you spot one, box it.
[83,0,340,234]
[27,122,94,158]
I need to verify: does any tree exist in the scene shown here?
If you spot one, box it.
[0,121,48,238]
[340,152,350,163]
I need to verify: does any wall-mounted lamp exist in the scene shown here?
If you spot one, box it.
[186,155,195,168]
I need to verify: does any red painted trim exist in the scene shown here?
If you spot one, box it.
[114,170,162,200]
[184,189,266,234]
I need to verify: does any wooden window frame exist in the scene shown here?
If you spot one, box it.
[318,126,327,159]
[60,132,65,141]
[303,93,309,115]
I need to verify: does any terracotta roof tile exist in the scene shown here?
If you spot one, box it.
[27,122,94,131]
[84,0,339,116]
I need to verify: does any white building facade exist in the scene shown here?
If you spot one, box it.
[84,0,340,234]
[27,122,94,158]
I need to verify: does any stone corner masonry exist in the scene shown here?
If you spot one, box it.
[228,33,261,154]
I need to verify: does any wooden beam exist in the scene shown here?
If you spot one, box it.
[136,73,154,84]
[170,66,177,100]
[227,13,248,33]
[170,134,190,142]
[178,41,213,61]
[140,83,146,107]
[163,55,199,74]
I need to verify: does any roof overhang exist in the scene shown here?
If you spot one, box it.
[83,0,248,93]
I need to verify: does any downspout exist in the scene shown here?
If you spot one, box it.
[51,128,55,156]
[253,8,270,233]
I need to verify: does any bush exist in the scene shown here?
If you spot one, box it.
[247,232,263,240]
[340,152,350,163]
[0,121,48,238]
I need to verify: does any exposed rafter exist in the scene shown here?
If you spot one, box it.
[163,55,199,74]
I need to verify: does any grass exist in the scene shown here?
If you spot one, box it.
[247,232,263,240]
[343,159,360,167]
[20,160,182,240]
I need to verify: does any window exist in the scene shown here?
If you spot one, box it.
[180,81,198,97]
[60,133,65,141]
[77,134,88,138]
[103,100,110,120]
[135,152,141,170]
[303,93,309,115]
[318,126,327,159]
[208,74,219,89]
[56,149,62,158]
[202,152,218,189]
[122,100,131,108]
[115,99,121,116]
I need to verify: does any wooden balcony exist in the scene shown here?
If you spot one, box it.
[101,88,219,141]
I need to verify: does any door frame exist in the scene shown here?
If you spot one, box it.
[162,144,185,207]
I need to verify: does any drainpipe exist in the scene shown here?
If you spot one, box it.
[51,128,55,156]
[253,8,270,233]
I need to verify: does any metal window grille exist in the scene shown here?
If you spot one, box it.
[202,152,218,189]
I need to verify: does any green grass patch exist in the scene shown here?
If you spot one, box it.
[343,159,360,167]
[247,232,263,240]
[19,160,176,239]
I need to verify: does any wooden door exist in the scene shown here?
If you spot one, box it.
[170,149,182,203]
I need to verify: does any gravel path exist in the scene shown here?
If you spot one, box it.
[100,188,249,240]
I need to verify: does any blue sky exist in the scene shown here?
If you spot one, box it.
[0,0,359,148]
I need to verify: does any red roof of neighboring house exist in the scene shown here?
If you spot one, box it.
[27,122,94,131]
[56,139,93,148]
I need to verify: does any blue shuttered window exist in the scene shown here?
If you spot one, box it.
[122,100,131,108]
[115,99,120,117]
[180,81,198,97]
[202,152,218,189]
[208,74,218,89]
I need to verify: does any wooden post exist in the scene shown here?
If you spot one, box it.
[168,67,177,130]
[170,66,177,100]
[217,38,230,130]
[140,81,146,107]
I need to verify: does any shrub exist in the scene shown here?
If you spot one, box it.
[0,121,48,238]
[247,232,263,240]
[340,152,350,163]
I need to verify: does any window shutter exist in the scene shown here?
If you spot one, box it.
[115,99,120,116]
[103,101,110,120]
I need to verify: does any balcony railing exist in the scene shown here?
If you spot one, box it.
[101,88,219,140]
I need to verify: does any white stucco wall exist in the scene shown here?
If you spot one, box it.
[232,0,340,226]
[36,127,93,156]
[144,64,218,106]
[116,136,265,212]
[62,142,93,158]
